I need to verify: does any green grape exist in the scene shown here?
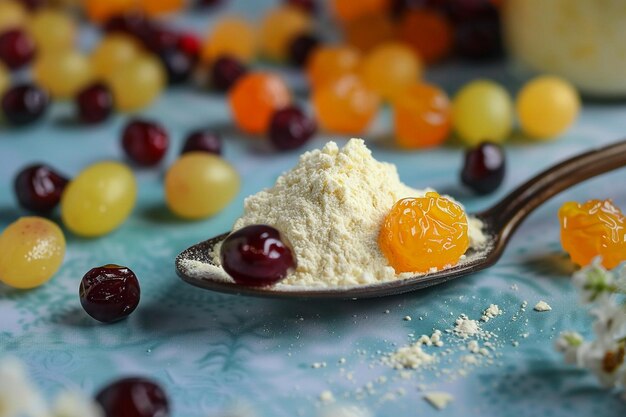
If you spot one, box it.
[61,162,137,237]
[0,217,65,289]
[452,80,513,146]
[28,8,76,52]
[165,153,240,219]
[33,49,93,99]
[109,54,165,111]
[91,34,142,80]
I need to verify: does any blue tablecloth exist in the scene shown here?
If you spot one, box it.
[1,1,625,416]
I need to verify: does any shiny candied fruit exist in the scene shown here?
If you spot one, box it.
[220,225,295,286]
[27,8,76,52]
[393,83,451,149]
[331,0,390,22]
[33,50,93,99]
[516,75,580,140]
[211,55,247,92]
[452,79,513,146]
[91,34,142,80]
[269,106,317,151]
[306,45,361,88]
[76,82,114,124]
[379,192,469,273]
[343,13,395,53]
[109,54,166,111]
[311,75,380,134]
[159,48,193,85]
[0,28,36,70]
[288,33,319,67]
[201,17,257,64]
[0,1,27,33]
[228,72,291,134]
[14,164,69,213]
[122,119,169,166]
[165,153,240,219]
[181,130,222,155]
[460,141,505,194]
[398,9,453,64]
[0,216,65,289]
[259,5,312,61]
[1,83,48,126]
[286,0,316,14]
[559,199,626,270]
[360,42,422,101]
[95,377,169,417]
[79,264,140,323]
[61,161,137,237]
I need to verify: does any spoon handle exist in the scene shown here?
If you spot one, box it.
[480,139,626,245]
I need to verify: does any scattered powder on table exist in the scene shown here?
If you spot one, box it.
[384,342,436,370]
[534,301,552,312]
[423,392,454,410]
[453,314,481,338]
[481,304,502,322]
[213,139,487,288]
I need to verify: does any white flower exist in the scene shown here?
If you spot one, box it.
[0,357,49,417]
[572,259,616,303]
[51,391,102,417]
[577,341,625,388]
[555,332,584,364]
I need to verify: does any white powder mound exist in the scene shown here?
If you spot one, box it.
[534,301,552,312]
[219,139,486,288]
[384,343,435,369]
[453,315,481,338]
[423,392,454,410]
[481,304,503,322]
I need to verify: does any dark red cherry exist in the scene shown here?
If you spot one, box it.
[181,130,222,155]
[220,225,295,287]
[196,0,223,7]
[141,24,179,53]
[269,106,316,151]
[79,264,140,323]
[460,141,505,194]
[76,82,113,124]
[285,0,316,14]
[121,119,169,166]
[1,84,48,126]
[288,33,319,67]
[210,55,247,92]
[176,32,201,61]
[159,48,194,85]
[16,0,47,10]
[14,164,69,213]
[95,377,169,417]
[0,28,36,70]
[454,18,503,60]
[103,12,151,39]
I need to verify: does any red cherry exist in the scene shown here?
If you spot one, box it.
[1,83,48,126]
[121,119,169,166]
[0,28,36,70]
[14,164,69,213]
[79,264,140,323]
[76,82,113,124]
[95,377,168,417]
[210,55,247,92]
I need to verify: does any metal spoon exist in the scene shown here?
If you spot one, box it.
[175,139,626,299]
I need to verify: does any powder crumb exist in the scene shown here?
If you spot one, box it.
[219,139,486,288]
[512,341,519,347]
[461,355,478,365]
[312,362,327,369]
[385,343,435,369]
[384,310,390,314]
[403,316,412,321]
[467,340,479,353]
[338,358,346,364]
[454,315,481,338]
[534,301,552,312]
[424,392,454,410]
[319,390,335,404]
[481,304,503,322]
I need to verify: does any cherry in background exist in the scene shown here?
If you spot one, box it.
[121,119,169,166]
[14,164,69,213]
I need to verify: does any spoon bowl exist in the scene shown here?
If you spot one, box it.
[175,139,626,299]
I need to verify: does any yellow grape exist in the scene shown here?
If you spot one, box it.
[61,162,137,237]
[517,75,580,140]
[0,0,27,32]
[109,54,165,111]
[27,8,76,52]
[0,217,65,289]
[33,50,93,99]
[260,6,312,61]
[91,34,142,80]
[452,80,513,146]
[202,16,257,63]
[165,153,240,219]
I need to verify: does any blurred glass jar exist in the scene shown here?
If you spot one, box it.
[503,0,626,98]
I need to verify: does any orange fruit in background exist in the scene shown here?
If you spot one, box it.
[84,0,135,22]
[229,72,291,135]
[331,0,390,23]
[398,9,453,64]
[306,45,361,88]
[379,193,469,274]
[202,16,257,64]
[343,13,396,53]
[139,0,185,15]
[393,83,451,149]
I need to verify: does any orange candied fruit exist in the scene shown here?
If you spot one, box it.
[343,13,396,53]
[393,83,451,149]
[202,16,257,64]
[306,45,361,89]
[331,0,390,23]
[85,0,135,22]
[228,72,291,135]
[379,192,469,273]
[311,75,379,134]
[139,0,185,16]
[559,199,626,269]
[397,9,453,64]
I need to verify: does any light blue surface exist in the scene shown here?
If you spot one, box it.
[1,2,626,416]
